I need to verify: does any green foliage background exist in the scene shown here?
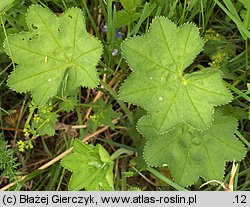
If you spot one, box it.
[0,0,249,191]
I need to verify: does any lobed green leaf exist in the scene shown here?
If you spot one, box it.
[61,139,114,191]
[119,17,232,133]
[5,5,102,106]
[138,111,246,186]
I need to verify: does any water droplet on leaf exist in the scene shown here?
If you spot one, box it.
[159,97,163,101]
[45,56,48,63]
[182,79,188,86]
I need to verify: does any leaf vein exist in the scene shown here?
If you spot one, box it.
[158,81,181,130]
[11,65,67,85]
[189,82,229,97]
[157,18,178,72]
[124,44,176,74]
[34,6,69,60]
[181,25,193,69]
[184,86,207,127]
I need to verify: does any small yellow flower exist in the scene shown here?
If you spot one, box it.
[19,147,25,152]
[27,140,33,149]
[17,140,23,145]
[209,52,227,68]
[204,29,220,42]
[17,140,25,152]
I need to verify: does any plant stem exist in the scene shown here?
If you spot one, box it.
[100,80,134,125]
[1,17,15,69]
[147,167,188,191]
[246,39,249,71]
[110,148,134,160]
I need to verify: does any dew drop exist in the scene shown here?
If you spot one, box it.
[48,78,52,82]
[182,79,188,86]
[159,96,163,101]
[149,77,153,80]
[44,56,48,64]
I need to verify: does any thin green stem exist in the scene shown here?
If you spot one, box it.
[246,39,249,71]
[130,165,156,187]
[100,80,134,125]
[235,131,250,148]
[147,167,188,191]
[110,148,134,160]
[41,137,53,158]
[82,0,100,38]
[56,168,66,191]
[1,17,15,69]
[24,104,36,129]
[224,81,250,102]
[76,89,84,137]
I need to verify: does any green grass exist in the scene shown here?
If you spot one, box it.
[0,0,249,191]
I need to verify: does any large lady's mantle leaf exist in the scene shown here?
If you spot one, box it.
[61,139,114,191]
[137,112,246,186]
[5,5,102,105]
[119,17,232,133]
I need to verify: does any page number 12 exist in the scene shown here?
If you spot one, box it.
[234,195,247,204]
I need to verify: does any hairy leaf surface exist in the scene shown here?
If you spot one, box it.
[61,139,114,191]
[137,112,246,186]
[5,5,102,105]
[119,17,232,133]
